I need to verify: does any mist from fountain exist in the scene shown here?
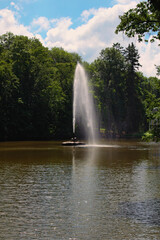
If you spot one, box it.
[73,63,98,144]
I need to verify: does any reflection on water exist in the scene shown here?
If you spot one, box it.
[0,140,160,239]
[116,199,160,226]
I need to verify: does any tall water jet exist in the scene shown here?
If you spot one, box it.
[73,63,98,144]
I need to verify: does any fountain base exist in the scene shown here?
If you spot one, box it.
[62,141,86,146]
[62,137,85,146]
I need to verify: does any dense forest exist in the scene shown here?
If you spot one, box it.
[0,32,160,141]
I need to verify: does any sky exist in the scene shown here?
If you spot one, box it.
[0,0,160,77]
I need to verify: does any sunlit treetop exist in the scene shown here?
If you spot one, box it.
[115,0,160,44]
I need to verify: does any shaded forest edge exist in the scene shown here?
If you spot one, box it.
[0,33,160,141]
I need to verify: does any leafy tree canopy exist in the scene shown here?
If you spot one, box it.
[115,0,160,43]
[0,32,81,140]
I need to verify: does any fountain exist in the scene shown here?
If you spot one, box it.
[62,62,98,146]
[73,62,97,143]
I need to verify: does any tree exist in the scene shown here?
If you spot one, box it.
[0,33,80,140]
[50,47,78,138]
[115,1,160,43]
[90,44,127,136]
[141,76,160,141]
[124,43,144,133]
[0,60,19,140]
[149,0,160,11]
[115,0,160,140]
[90,43,146,137]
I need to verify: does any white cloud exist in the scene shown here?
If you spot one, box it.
[35,34,45,45]
[45,2,138,60]
[10,2,20,11]
[43,1,159,77]
[0,0,159,77]
[137,39,160,77]
[0,9,33,37]
[45,17,75,49]
[81,8,97,22]
[31,17,50,33]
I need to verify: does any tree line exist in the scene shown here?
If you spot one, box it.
[0,32,159,141]
[0,33,80,140]
[88,43,160,140]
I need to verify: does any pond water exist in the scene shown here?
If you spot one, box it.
[0,140,160,240]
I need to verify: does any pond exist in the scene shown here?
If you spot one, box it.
[0,140,160,240]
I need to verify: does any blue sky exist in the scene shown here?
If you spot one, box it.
[1,0,114,27]
[0,0,159,77]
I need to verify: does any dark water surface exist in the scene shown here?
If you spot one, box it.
[0,140,160,240]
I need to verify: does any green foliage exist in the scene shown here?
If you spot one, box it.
[156,65,160,75]
[140,75,160,141]
[142,130,153,141]
[142,124,160,142]
[115,1,160,43]
[115,0,160,140]
[0,59,19,140]
[0,33,79,140]
[0,33,159,141]
[89,43,145,137]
